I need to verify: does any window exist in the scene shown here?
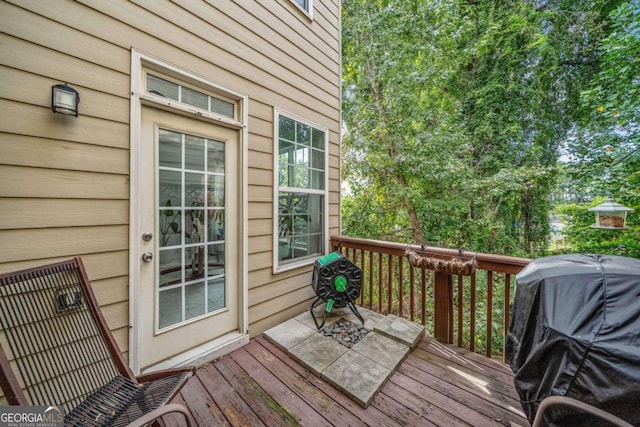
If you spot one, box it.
[145,73,235,119]
[275,110,328,270]
[290,0,313,18]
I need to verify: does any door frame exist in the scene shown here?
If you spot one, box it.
[129,49,249,374]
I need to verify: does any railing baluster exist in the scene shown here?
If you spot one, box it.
[486,270,493,358]
[409,264,415,322]
[470,272,476,352]
[378,252,383,314]
[398,256,404,317]
[503,273,511,363]
[368,251,373,310]
[421,268,426,325]
[387,255,393,315]
[457,274,463,348]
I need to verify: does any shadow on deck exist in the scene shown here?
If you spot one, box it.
[162,334,529,427]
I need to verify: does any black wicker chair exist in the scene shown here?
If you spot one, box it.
[0,257,194,426]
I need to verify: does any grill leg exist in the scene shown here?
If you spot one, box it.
[310,296,328,330]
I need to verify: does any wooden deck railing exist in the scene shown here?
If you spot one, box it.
[330,235,530,362]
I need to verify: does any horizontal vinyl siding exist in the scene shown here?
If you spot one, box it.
[0,0,340,342]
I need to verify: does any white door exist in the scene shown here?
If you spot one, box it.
[137,106,239,370]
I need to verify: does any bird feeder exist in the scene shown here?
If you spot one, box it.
[588,197,634,230]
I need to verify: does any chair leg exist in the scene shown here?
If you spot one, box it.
[125,403,193,427]
[532,396,632,427]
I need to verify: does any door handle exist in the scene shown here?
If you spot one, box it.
[142,252,153,262]
[142,232,153,241]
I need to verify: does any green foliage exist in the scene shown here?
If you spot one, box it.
[557,0,640,257]
[341,0,612,257]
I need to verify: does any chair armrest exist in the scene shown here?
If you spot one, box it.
[125,403,192,427]
[532,396,633,427]
[136,366,195,383]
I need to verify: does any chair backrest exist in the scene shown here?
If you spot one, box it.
[0,258,134,413]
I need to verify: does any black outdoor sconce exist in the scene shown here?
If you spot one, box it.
[51,83,80,117]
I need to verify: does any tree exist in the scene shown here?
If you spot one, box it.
[342,0,610,256]
[557,0,640,257]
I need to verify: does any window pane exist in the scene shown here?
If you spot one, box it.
[159,248,182,287]
[207,175,225,207]
[311,170,324,190]
[182,87,208,110]
[207,277,225,312]
[209,210,224,241]
[310,148,324,170]
[278,192,323,263]
[294,0,309,10]
[185,172,205,208]
[207,243,225,277]
[210,97,235,118]
[185,210,205,245]
[297,123,311,146]
[159,130,182,169]
[312,128,325,149]
[207,139,225,173]
[159,208,181,247]
[294,164,309,188]
[147,74,179,100]
[159,170,181,207]
[185,135,205,171]
[185,282,206,320]
[279,116,296,141]
[159,286,182,329]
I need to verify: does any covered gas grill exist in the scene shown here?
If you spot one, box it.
[310,251,363,329]
[506,254,640,426]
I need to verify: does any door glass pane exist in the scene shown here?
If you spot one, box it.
[207,243,225,277]
[185,135,205,171]
[185,282,206,320]
[158,128,226,330]
[159,170,181,211]
[185,172,205,208]
[207,175,225,207]
[207,277,225,312]
[159,287,182,329]
[159,248,182,287]
[159,130,182,168]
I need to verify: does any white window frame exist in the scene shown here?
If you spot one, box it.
[273,108,329,273]
[289,0,313,20]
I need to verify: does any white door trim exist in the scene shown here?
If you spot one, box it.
[129,49,249,374]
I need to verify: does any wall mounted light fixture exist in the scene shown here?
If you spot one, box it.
[51,83,80,117]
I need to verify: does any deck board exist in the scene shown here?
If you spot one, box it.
[172,334,529,427]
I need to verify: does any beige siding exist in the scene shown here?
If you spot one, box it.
[0,0,340,346]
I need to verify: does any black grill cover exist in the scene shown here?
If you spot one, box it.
[506,254,640,426]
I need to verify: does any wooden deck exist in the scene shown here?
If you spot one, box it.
[162,335,529,427]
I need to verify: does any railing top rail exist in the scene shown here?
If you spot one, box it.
[331,235,530,275]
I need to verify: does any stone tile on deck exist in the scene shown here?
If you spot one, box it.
[264,306,425,408]
[289,333,348,376]
[322,350,391,408]
[352,332,408,370]
[263,317,315,350]
[374,313,425,349]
